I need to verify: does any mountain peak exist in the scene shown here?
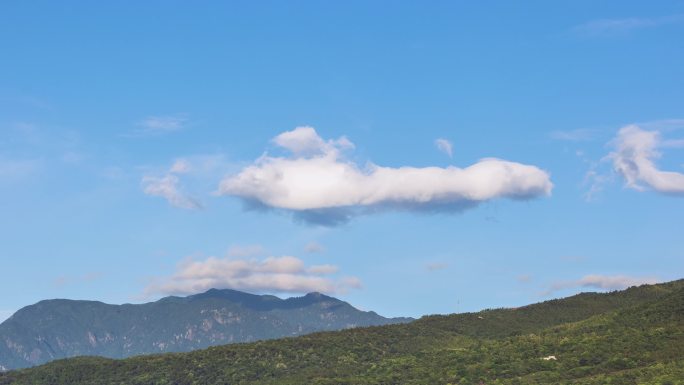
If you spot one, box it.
[0,289,409,370]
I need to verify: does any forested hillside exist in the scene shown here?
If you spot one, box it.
[2,280,683,384]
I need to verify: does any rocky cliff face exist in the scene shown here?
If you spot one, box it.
[0,289,412,369]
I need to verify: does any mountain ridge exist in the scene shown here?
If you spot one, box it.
[2,279,682,384]
[0,288,412,370]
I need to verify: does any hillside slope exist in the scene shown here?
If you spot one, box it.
[0,289,411,370]
[2,279,683,384]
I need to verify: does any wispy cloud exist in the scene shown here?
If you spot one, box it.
[144,255,361,297]
[218,126,553,225]
[139,115,187,132]
[141,159,202,209]
[126,115,189,137]
[304,241,325,253]
[142,174,202,209]
[549,128,597,142]
[170,158,191,174]
[426,262,449,272]
[575,149,613,202]
[638,119,684,132]
[227,244,265,258]
[517,274,532,283]
[434,138,453,157]
[0,157,41,178]
[544,274,660,296]
[609,125,684,195]
[572,15,684,37]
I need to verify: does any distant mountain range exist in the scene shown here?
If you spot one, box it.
[2,279,683,384]
[0,289,412,370]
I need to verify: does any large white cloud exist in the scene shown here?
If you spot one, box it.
[144,255,361,297]
[218,127,553,224]
[610,125,684,195]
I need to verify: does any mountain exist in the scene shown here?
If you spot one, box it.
[0,289,412,370]
[1,279,683,384]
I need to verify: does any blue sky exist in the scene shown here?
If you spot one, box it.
[1,1,684,321]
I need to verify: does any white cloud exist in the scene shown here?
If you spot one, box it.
[138,115,187,134]
[144,255,360,296]
[545,274,660,295]
[142,174,202,209]
[304,241,325,253]
[609,125,684,195]
[170,158,191,174]
[434,138,453,157]
[142,159,203,209]
[272,126,354,156]
[218,126,553,225]
[572,15,684,37]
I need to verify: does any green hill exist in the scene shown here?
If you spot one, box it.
[2,279,683,385]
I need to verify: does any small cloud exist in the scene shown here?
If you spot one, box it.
[517,274,532,283]
[227,244,265,258]
[549,128,596,142]
[304,242,325,253]
[170,159,191,174]
[544,274,660,296]
[141,159,203,209]
[139,115,187,133]
[143,255,360,297]
[638,118,684,132]
[125,115,189,137]
[662,138,684,149]
[434,138,453,157]
[426,262,449,272]
[571,15,684,37]
[272,126,354,156]
[218,126,553,225]
[583,171,611,202]
[574,148,612,202]
[142,174,202,209]
[609,125,684,195]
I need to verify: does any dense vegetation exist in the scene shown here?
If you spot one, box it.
[2,280,683,385]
